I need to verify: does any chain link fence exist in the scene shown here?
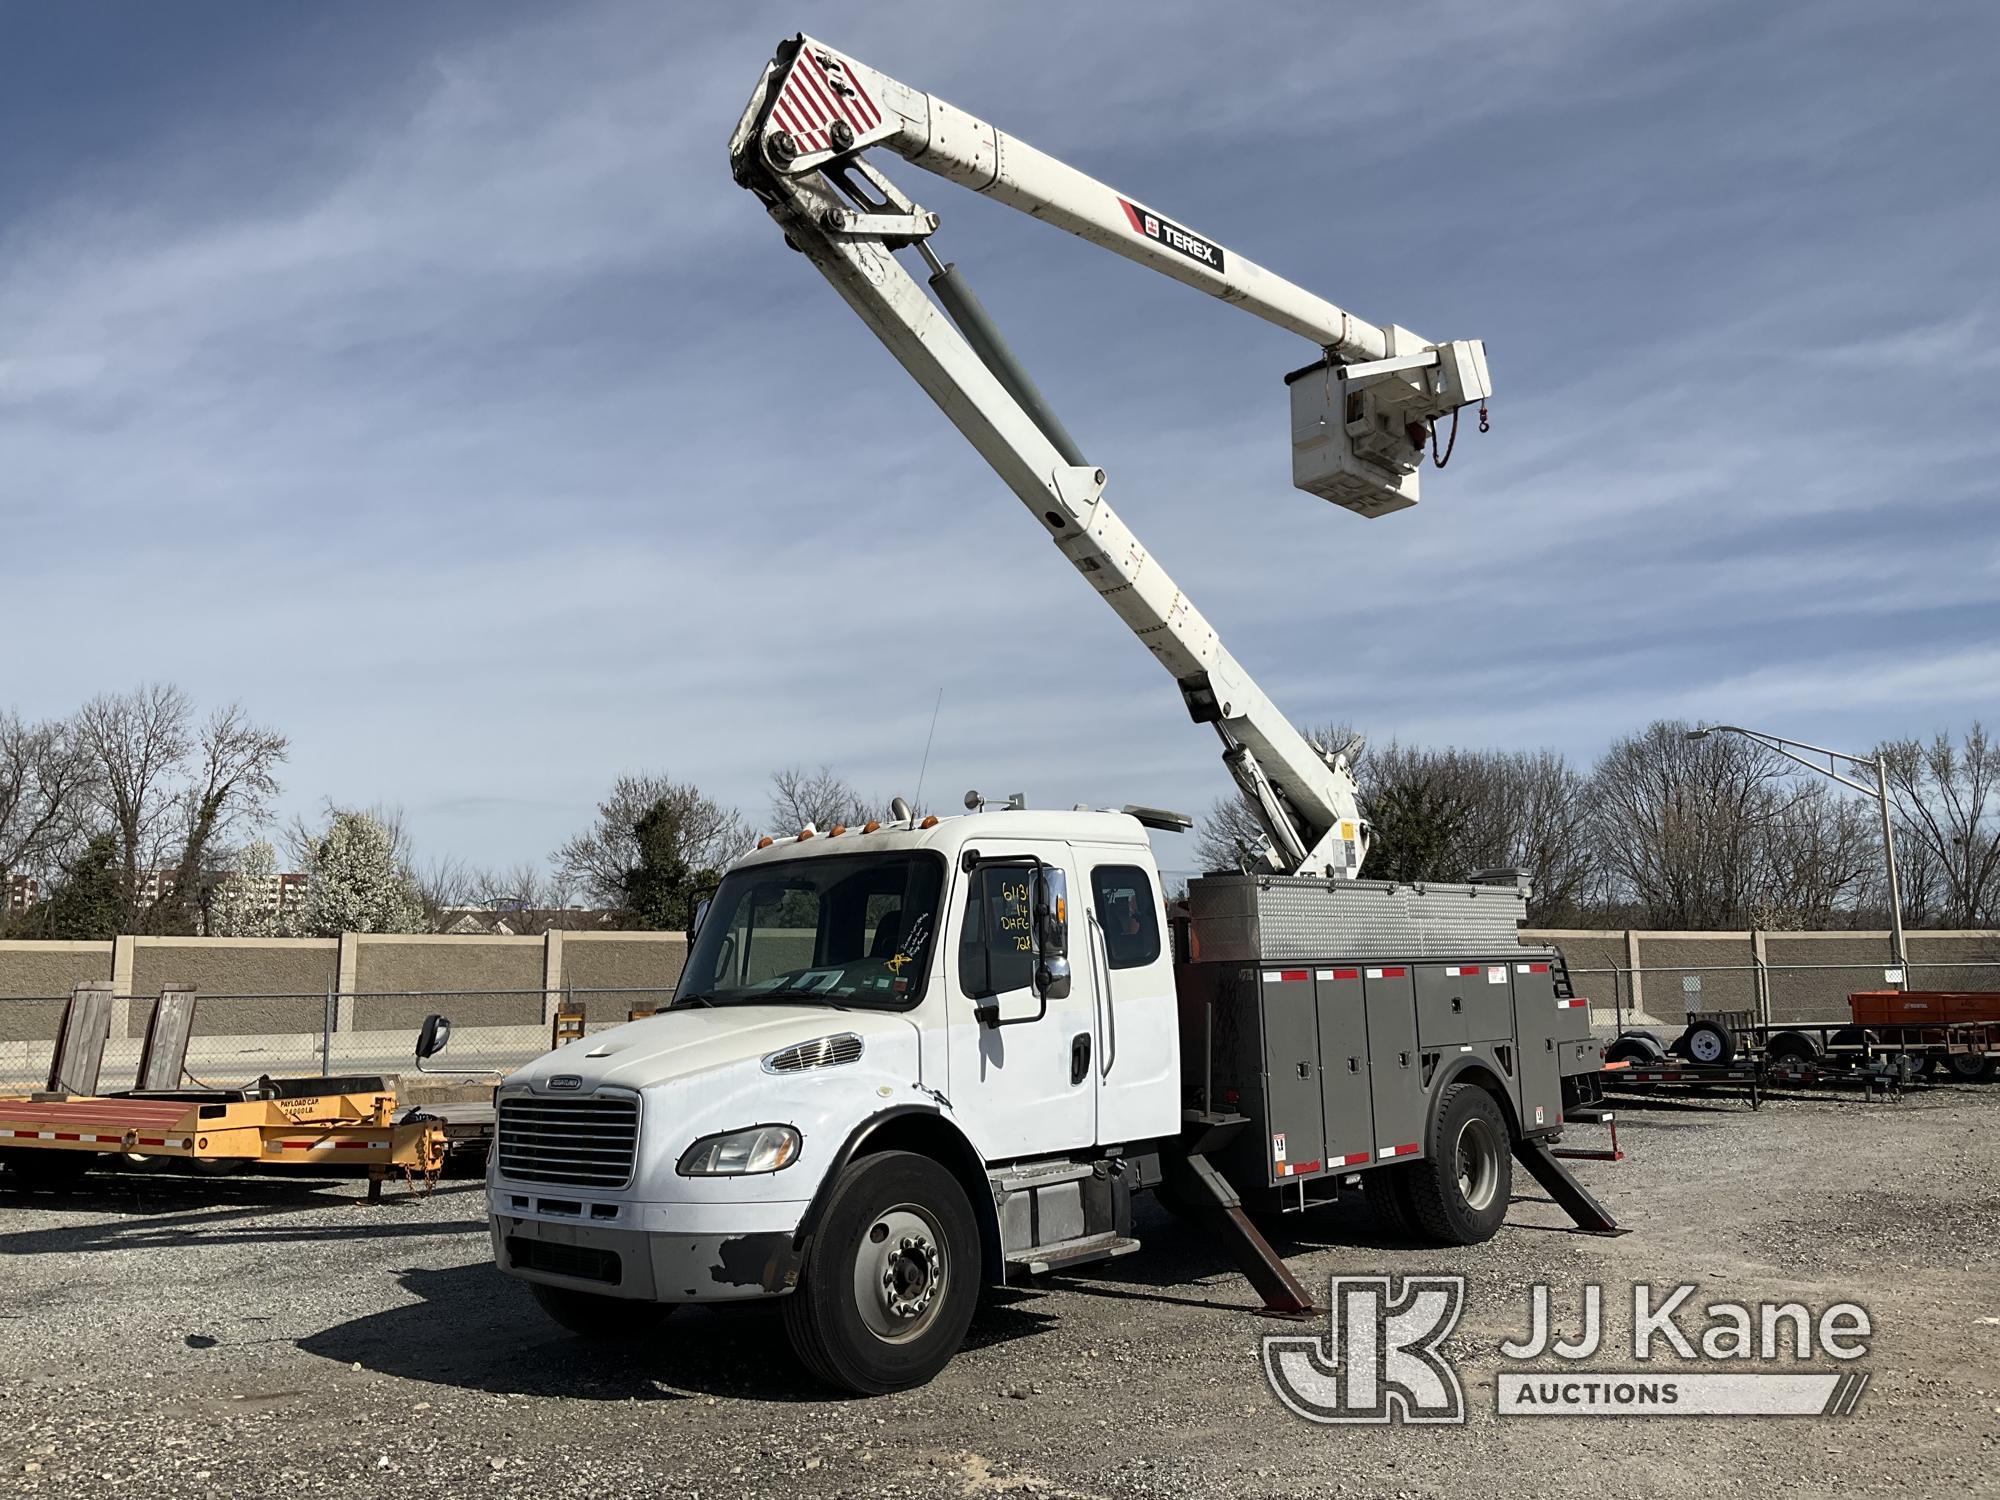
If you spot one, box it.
[5,961,1997,1092]
[1567,958,2000,1033]
[0,984,689,1091]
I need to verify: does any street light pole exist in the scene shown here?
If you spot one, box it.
[1873,752,1908,986]
[1686,724,1909,988]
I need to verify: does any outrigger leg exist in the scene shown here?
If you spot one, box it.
[1514,1138,1622,1235]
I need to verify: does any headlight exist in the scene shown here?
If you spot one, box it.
[676,1124,801,1176]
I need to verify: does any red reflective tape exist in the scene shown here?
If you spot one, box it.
[1334,1151,1370,1167]
[1393,1142,1420,1157]
[136,1137,167,1147]
[1529,963,1550,973]
[1279,969,1308,983]
[1332,968,1360,981]
[1382,966,1407,978]
[1293,1159,1322,1175]
[53,1132,80,1142]
[1461,966,1481,976]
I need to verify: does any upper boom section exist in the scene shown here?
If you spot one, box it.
[740,35,1492,519]
[756,35,1392,364]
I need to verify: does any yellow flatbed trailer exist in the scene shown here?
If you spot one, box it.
[0,1077,446,1200]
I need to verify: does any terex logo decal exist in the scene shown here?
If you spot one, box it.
[1117,197,1225,272]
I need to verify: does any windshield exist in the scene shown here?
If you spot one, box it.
[675,850,946,1011]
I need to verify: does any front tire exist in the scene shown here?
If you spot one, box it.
[530,1281,672,1340]
[1405,1084,1512,1246]
[784,1150,980,1395]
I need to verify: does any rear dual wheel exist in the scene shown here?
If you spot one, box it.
[1367,1085,1512,1247]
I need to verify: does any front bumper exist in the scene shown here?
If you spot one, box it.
[490,1196,810,1303]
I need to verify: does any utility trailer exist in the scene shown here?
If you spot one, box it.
[0,1080,448,1199]
[1606,990,1999,1099]
[0,982,448,1198]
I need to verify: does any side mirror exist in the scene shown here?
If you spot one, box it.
[1035,866,1071,1001]
[688,897,712,942]
[415,1013,452,1061]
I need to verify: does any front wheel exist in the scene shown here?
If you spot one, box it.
[529,1281,673,1340]
[783,1150,980,1395]
[1405,1084,1512,1246]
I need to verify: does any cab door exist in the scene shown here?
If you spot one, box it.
[945,841,1098,1161]
[1078,850,1180,1145]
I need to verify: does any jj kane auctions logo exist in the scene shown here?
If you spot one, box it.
[1265,1277,1873,1423]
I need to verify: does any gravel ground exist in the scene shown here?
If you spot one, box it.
[3,1082,1998,1499]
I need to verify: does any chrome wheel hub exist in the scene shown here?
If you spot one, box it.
[853,1204,948,1343]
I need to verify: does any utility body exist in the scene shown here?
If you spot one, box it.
[477,34,1610,1394]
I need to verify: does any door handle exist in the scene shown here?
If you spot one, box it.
[1070,1032,1091,1086]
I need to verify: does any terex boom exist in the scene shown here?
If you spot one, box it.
[474,34,1612,1395]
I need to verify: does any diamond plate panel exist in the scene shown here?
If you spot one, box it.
[1185,875,1527,963]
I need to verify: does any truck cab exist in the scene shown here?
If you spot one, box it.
[488,808,1181,1393]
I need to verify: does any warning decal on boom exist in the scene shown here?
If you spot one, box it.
[1117,198,1225,272]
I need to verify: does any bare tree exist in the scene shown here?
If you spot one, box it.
[1193,724,1365,872]
[1755,780,1880,929]
[769,765,880,835]
[0,709,97,880]
[1879,724,2000,927]
[75,683,194,914]
[1192,792,1270,871]
[174,704,289,933]
[409,854,474,933]
[554,774,745,910]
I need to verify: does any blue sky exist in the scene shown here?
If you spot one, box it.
[3,0,1996,875]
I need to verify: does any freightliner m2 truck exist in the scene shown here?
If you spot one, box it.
[469,35,1616,1394]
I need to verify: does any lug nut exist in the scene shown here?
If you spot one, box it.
[829,119,856,150]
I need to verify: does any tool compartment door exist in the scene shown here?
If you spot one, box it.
[1461,961,1513,1042]
[1258,968,1325,1182]
[1510,959,1563,1131]
[1362,966,1423,1160]
[1312,967,1375,1168]
[1414,964,1472,1048]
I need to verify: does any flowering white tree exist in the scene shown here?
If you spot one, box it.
[207,839,291,937]
[294,810,426,935]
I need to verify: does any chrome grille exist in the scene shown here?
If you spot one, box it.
[763,1032,864,1073]
[496,1093,639,1189]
